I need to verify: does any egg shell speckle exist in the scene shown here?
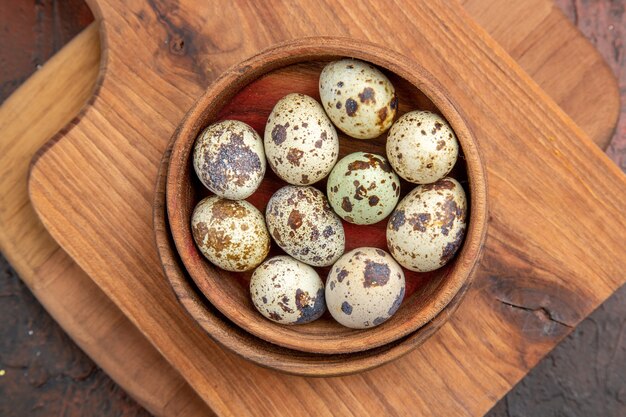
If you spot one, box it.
[265,185,345,267]
[386,110,459,184]
[250,256,326,324]
[326,247,405,329]
[319,59,397,139]
[193,120,266,200]
[386,177,467,272]
[264,93,339,185]
[191,196,270,272]
[327,152,401,225]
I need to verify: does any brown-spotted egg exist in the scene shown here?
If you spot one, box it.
[193,120,266,200]
[327,152,400,225]
[386,177,467,272]
[264,93,339,185]
[250,256,326,324]
[191,196,270,272]
[319,59,397,139]
[386,110,459,184]
[265,185,345,267]
[326,247,405,329]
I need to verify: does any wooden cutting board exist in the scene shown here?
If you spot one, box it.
[0,1,619,416]
[25,0,626,416]
[0,24,213,417]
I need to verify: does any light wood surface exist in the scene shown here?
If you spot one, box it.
[462,0,620,148]
[27,0,626,416]
[0,0,620,415]
[0,23,213,417]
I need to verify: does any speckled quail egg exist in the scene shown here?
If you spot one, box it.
[386,177,467,272]
[264,93,339,185]
[191,196,270,272]
[319,59,397,139]
[327,152,401,225]
[250,256,326,324]
[386,110,459,184]
[326,247,405,329]
[193,120,266,200]
[265,185,345,267]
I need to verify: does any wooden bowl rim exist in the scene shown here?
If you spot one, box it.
[166,36,488,354]
[155,143,480,376]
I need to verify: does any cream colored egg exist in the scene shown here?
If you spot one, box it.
[319,59,397,139]
[191,196,270,272]
[264,93,339,185]
[326,247,405,329]
[327,152,401,225]
[250,256,326,324]
[386,177,467,272]
[193,120,266,200]
[386,110,459,184]
[265,185,345,267]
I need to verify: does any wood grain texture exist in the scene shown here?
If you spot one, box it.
[1,0,624,415]
[0,256,150,417]
[0,23,213,417]
[0,0,622,415]
[489,1,626,415]
[554,0,626,171]
[166,51,486,357]
[25,1,626,416]
[462,0,620,150]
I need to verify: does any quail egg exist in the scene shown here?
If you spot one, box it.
[327,152,401,225]
[265,185,345,267]
[250,256,326,324]
[319,59,397,139]
[386,110,459,184]
[193,120,266,200]
[386,177,467,272]
[264,93,339,185]
[191,196,270,272]
[326,247,405,329]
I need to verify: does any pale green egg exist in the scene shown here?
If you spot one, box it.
[327,152,401,225]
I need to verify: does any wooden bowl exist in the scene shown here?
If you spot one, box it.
[166,38,487,355]
[155,143,477,376]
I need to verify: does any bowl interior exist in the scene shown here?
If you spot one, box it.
[166,40,486,355]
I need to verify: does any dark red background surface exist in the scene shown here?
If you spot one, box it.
[0,1,624,416]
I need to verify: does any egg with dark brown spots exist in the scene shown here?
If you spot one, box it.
[191,196,270,272]
[386,177,467,272]
[250,256,326,324]
[386,110,459,184]
[265,185,345,267]
[326,247,405,329]
[264,93,339,185]
[319,59,397,139]
[327,152,400,225]
[193,120,266,200]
